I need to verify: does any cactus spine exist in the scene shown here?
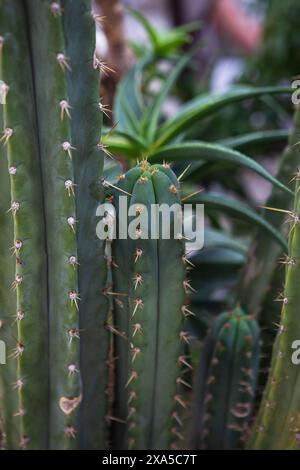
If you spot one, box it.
[111,162,188,449]
[192,307,260,450]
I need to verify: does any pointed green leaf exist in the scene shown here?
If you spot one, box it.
[156,86,292,146]
[184,191,288,251]
[149,141,293,195]
[220,129,289,151]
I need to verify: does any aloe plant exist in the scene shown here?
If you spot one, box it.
[104,51,292,258]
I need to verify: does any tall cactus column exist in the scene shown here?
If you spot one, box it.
[111,162,188,449]
[248,112,300,450]
[0,103,18,450]
[26,0,81,449]
[0,0,49,450]
[62,0,109,449]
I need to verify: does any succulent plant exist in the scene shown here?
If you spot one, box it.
[108,161,188,450]
[0,0,109,450]
[192,307,260,450]
[0,0,298,452]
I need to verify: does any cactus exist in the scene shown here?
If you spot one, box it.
[0,0,49,449]
[0,0,109,450]
[248,117,300,450]
[192,307,260,450]
[109,161,188,450]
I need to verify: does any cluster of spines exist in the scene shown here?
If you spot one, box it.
[193,307,260,450]
[108,161,193,449]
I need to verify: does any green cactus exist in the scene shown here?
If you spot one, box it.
[0,0,108,450]
[110,161,188,450]
[192,307,261,450]
[248,122,300,450]
[61,0,110,450]
[0,48,19,450]
[0,0,49,449]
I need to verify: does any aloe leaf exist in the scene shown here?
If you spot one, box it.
[184,191,287,251]
[127,8,159,46]
[114,57,150,135]
[144,47,196,143]
[149,141,293,195]
[220,129,289,151]
[156,86,292,146]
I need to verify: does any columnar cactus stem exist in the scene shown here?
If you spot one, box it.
[0,0,49,449]
[26,0,81,449]
[62,0,109,449]
[111,162,186,449]
[248,118,300,449]
[0,65,19,451]
[0,0,109,450]
[192,307,260,450]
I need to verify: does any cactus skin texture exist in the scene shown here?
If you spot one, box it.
[110,162,187,450]
[192,307,260,450]
[248,130,300,450]
[0,0,108,450]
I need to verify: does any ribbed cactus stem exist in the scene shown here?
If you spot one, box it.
[26,0,81,449]
[111,162,186,449]
[0,0,49,449]
[62,0,109,449]
[192,307,260,450]
[0,52,18,451]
